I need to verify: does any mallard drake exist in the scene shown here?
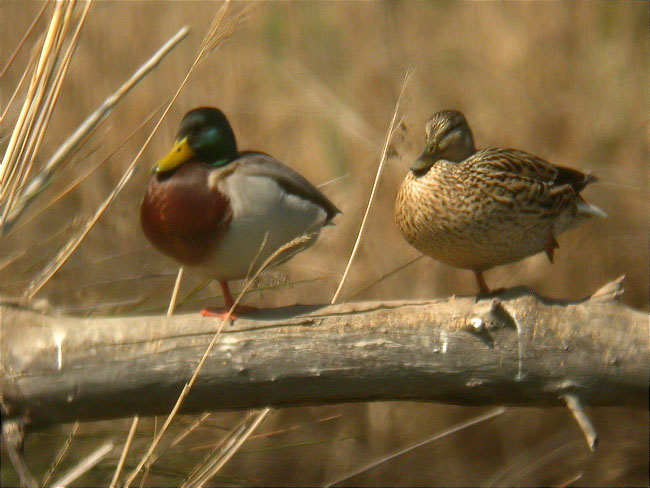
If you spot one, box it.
[141,107,340,317]
[394,109,605,294]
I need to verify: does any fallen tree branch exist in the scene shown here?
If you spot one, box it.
[1,277,647,428]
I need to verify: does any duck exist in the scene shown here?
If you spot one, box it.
[141,107,340,317]
[394,109,605,295]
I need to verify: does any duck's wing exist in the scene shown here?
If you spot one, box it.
[231,152,341,222]
[467,148,595,215]
[470,148,595,188]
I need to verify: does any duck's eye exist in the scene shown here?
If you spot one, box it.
[427,142,437,154]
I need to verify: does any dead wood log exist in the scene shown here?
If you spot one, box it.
[1,277,647,429]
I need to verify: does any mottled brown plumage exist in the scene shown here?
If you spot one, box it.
[394,110,605,294]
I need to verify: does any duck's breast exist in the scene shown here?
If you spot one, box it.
[199,169,329,280]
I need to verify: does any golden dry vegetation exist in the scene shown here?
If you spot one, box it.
[1,1,648,486]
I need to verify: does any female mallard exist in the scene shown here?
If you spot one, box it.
[394,109,605,294]
[141,107,340,316]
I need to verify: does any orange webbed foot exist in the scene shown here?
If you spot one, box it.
[200,305,259,321]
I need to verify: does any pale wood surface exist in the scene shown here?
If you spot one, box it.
[1,278,647,428]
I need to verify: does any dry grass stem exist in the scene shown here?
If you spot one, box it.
[556,471,584,488]
[146,412,213,469]
[1,25,187,235]
[109,416,140,488]
[249,413,343,440]
[280,60,379,148]
[49,440,114,487]
[8,103,164,235]
[484,427,575,486]
[0,1,66,204]
[40,420,80,486]
[138,416,159,488]
[317,173,349,189]
[11,1,92,195]
[199,3,257,59]
[246,233,269,284]
[190,409,271,488]
[23,26,189,298]
[324,407,507,488]
[2,0,92,229]
[177,279,211,309]
[1,41,41,125]
[183,414,252,483]
[123,234,311,486]
[330,68,412,304]
[0,0,48,79]
[501,441,581,486]
[167,267,184,316]
[348,254,425,301]
[1,0,83,218]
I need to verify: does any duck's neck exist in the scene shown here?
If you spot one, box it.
[443,132,476,162]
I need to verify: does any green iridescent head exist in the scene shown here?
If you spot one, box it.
[154,107,238,174]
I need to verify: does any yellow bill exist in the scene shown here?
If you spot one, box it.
[153,137,195,173]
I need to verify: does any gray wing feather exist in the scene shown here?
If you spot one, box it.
[233,152,341,221]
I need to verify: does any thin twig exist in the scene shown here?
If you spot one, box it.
[50,440,114,487]
[182,413,252,484]
[0,0,48,79]
[330,68,412,304]
[562,393,598,451]
[41,421,80,486]
[556,471,584,488]
[146,412,213,468]
[347,254,424,301]
[2,421,39,488]
[324,407,506,488]
[193,409,271,488]
[317,173,349,189]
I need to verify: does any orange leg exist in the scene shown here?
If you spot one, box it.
[474,271,490,295]
[200,281,258,320]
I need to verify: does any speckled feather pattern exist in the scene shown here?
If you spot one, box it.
[395,147,594,272]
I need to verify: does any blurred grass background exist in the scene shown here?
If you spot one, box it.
[1,1,648,486]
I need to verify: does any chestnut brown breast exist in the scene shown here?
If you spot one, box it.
[140,162,232,266]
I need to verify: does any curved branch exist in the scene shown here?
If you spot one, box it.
[1,278,647,428]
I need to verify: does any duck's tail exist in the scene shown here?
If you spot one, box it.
[576,197,607,219]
